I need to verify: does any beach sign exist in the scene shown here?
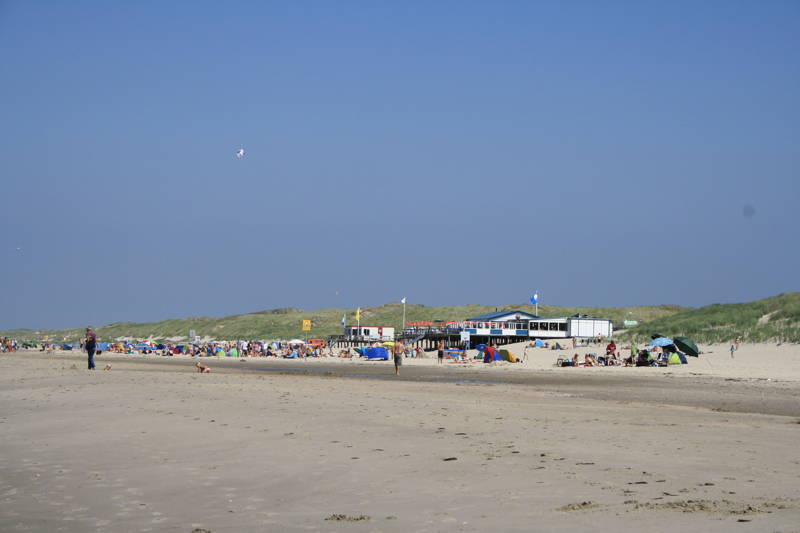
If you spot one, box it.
[302,319,312,331]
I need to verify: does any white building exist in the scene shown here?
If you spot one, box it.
[462,311,612,340]
[343,325,395,341]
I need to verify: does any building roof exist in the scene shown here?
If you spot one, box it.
[466,310,539,321]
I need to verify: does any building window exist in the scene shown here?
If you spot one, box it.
[559,323,567,331]
[539,323,548,331]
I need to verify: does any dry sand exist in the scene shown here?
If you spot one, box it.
[1,346,799,532]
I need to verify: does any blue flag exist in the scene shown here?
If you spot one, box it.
[340,314,346,326]
[530,292,539,305]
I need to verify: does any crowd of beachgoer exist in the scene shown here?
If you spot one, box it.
[51,339,427,360]
[8,335,708,370]
[1,337,18,352]
[556,339,689,367]
[17,338,429,360]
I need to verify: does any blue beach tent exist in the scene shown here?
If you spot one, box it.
[365,347,389,360]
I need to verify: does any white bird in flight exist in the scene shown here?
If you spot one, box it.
[235,148,245,159]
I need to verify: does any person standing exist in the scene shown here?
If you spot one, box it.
[85,327,97,370]
[437,340,445,365]
[392,340,406,376]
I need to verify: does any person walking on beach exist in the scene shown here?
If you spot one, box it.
[392,340,406,376]
[730,343,736,359]
[437,341,445,365]
[85,327,97,370]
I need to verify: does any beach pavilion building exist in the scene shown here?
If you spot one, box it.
[395,310,613,349]
[462,311,612,342]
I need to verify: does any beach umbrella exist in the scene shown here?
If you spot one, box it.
[673,336,699,357]
[288,339,305,344]
[649,337,674,347]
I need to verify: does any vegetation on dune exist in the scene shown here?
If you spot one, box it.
[2,302,685,343]
[8,293,797,344]
[621,292,800,344]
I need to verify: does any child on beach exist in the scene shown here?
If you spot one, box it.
[196,361,211,373]
[730,344,736,359]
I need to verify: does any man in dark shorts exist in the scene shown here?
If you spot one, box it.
[85,327,97,370]
[437,341,445,365]
[392,340,406,376]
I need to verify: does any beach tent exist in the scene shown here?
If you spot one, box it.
[533,339,545,347]
[483,347,502,362]
[365,347,389,360]
[499,349,519,363]
[288,339,305,345]
[667,353,683,365]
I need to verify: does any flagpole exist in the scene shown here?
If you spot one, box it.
[402,301,406,333]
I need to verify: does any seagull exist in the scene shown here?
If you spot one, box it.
[235,148,245,159]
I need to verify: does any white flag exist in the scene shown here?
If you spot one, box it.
[400,297,407,304]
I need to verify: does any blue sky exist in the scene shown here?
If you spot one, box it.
[1,1,798,329]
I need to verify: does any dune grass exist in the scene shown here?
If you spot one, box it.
[2,302,685,343]
[621,292,800,344]
[9,294,797,344]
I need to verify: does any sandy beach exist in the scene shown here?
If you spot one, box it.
[1,346,799,532]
